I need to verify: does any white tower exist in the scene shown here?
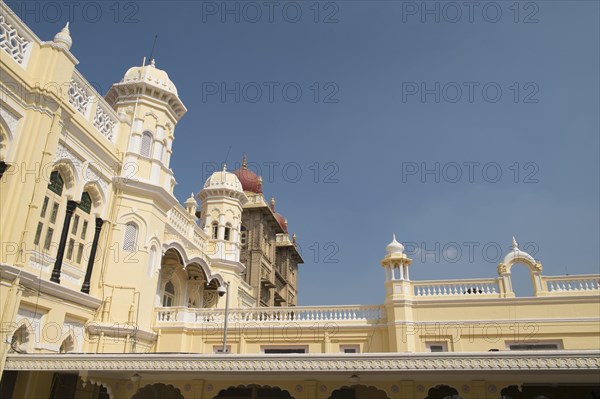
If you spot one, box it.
[198,166,248,262]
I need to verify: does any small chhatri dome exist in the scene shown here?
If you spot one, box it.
[53,22,72,50]
[185,192,197,207]
[122,59,178,95]
[232,155,262,193]
[386,234,404,255]
[203,168,244,193]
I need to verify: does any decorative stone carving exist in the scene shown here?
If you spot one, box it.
[0,106,20,138]
[93,105,116,140]
[6,351,596,372]
[0,15,30,64]
[68,79,91,116]
[497,263,507,275]
[203,291,217,308]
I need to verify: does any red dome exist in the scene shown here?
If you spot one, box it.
[232,167,262,193]
[275,212,288,233]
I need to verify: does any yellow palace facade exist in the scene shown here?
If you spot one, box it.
[0,3,599,398]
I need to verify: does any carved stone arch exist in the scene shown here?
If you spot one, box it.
[497,238,544,297]
[132,383,183,399]
[162,241,188,266]
[209,273,224,287]
[119,212,149,249]
[326,384,391,399]
[144,110,160,123]
[186,257,212,283]
[214,384,295,399]
[81,378,113,399]
[0,105,20,161]
[52,159,79,199]
[423,384,464,399]
[81,180,105,218]
[59,333,75,353]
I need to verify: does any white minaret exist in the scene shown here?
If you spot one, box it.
[197,165,248,262]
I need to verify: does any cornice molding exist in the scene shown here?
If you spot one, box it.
[5,351,599,372]
[0,263,102,309]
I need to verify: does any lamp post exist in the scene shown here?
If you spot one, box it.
[220,281,231,353]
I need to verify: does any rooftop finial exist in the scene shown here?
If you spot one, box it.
[150,58,156,67]
[270,197,275,210]
[512,236,519,250]
[53,21,73,51]
[292,232,297,244]
[222,163,227,172]
[242,154,248,169]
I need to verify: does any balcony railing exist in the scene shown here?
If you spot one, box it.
[413,278,501,298]
[68,70,119,144]
[156,304,386,325]
[542,275,600,294]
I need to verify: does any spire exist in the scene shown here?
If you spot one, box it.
[257,176,263,193]
[53,22,72,51]
[242,154,248,170]
[512,236,519,250]
[270,197,275,210]
[386,234,404,255]
[292,232,297,245]
[185,192,197,215]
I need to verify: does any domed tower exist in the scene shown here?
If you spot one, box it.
[106,59,187,194]
[381,235,413,299]
[198,166,249,263]
[381,235,414,352]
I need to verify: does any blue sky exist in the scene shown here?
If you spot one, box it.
[11,1,599,305]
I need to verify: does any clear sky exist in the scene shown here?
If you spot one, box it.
[10,0,599,305]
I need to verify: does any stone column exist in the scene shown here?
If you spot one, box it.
[50,200,77,283]
[0,161,8,178]
[81,218,104,293]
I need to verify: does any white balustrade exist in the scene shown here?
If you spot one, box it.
[544,275,600,294]
[167,204,208,253]
[0,14,31,65]
[413,278,501,298]
[93,101,117,141]
[67,70,120,143]
[156,305,386,324]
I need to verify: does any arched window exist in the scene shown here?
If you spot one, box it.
[162,281,175,307]
[66,192,94,267]
[147,246,157,277]
[123,222,138,252]
[240,225,247,248]
[211,222,219,239]
[224,224,231,241]
[34,171,65,253]
[140,132,153,157]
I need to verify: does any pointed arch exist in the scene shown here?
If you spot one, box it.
[214,384,295,399]
[51,159,79,199]
[119,212,149,248]
[327,385,390,399]
[132,383,183,399]
[81,181,105,217]
[497,239,544,296]
[424,384,463,399]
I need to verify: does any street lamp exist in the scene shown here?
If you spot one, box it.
[217,281,230,353]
